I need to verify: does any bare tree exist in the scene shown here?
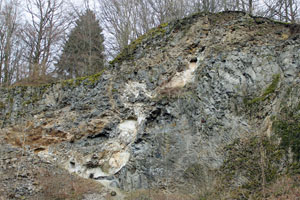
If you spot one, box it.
[22,0,71,79]
[97,0,138,57]
[148,0,189,23]
[288,0,299,22]
[0,0,23,86]
[264,0,299,22]
[189,0,221,12]
[97,0,195,58]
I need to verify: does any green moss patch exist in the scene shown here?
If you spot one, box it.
[245,73,280,105]
[263,74,280,96]
[61,70,105,87]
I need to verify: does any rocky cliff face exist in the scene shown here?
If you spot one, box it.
[1,11,300,199]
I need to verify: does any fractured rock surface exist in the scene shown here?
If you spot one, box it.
[1,11,300,199]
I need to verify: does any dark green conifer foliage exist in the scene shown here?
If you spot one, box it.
[56,9,105,78]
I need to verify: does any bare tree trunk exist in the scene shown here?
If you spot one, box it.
[0,0,22,86]
[24,0,70,80]
[249,0,253,14]
[284,0,289,22]
[289,0,296,22]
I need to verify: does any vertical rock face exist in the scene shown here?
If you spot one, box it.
[1,11,300,199]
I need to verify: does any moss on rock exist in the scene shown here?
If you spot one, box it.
[273,101,300,173]
[0,101,5,110]
[245,73,280,105]
[183,163,204,180]
[217,135,284,199]
[61,70,105,87]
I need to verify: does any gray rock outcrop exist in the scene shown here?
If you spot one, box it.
[1,11,300,199]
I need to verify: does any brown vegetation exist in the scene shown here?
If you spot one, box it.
[4,122,71,151]
[266,175,300,200]
[125,189,194,200]
[12,75,57,87]
[158,86,183,99]
[35,167,104,200]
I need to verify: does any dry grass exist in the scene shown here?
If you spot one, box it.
[157,86,183,99]
[12,74,57,87]
[35,167,104,200]
[265,175,300,200]
[125,189,195,200]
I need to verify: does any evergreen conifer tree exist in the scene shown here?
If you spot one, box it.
[56,9,105,78]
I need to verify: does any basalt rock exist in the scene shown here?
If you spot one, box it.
[1,11,300,199]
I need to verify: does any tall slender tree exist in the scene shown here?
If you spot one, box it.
[0,0,23,86]
[56,9,105,78]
